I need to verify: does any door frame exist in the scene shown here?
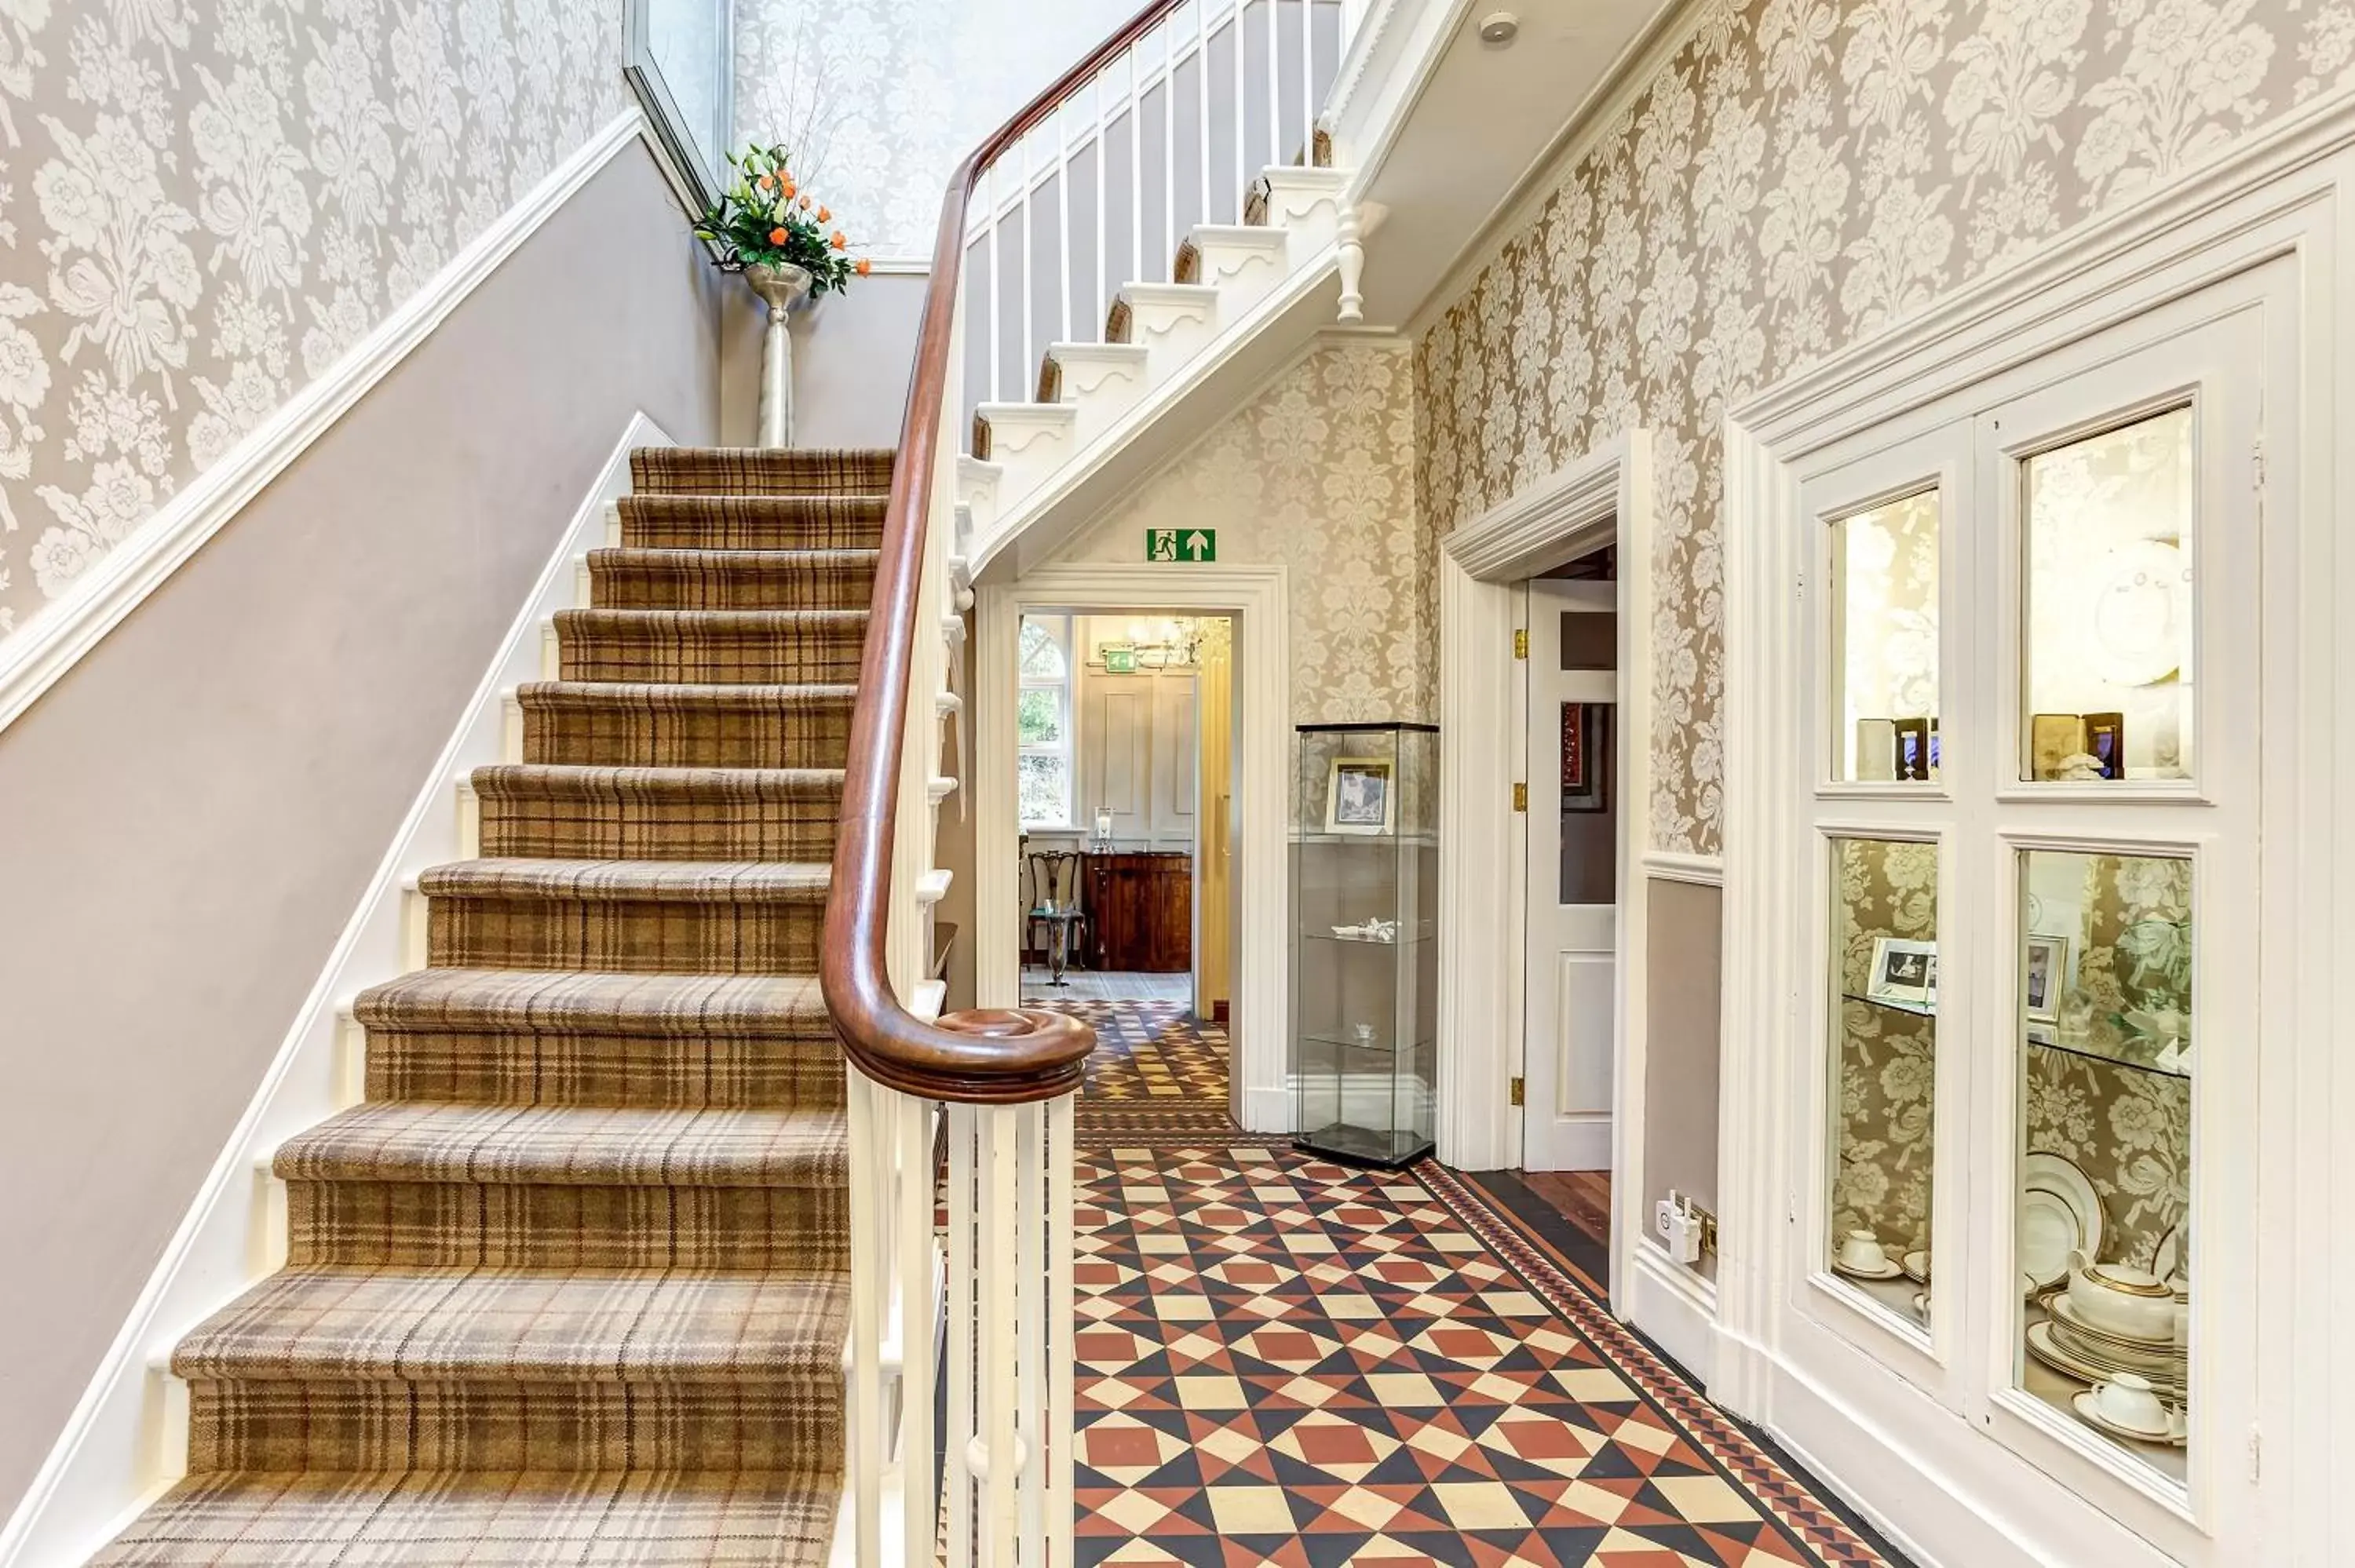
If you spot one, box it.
[974,563,1292,1132]
[1434,429,1658,1313]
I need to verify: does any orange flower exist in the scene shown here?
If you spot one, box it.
[855,257,871,276]
[831,231,846,250]
[780,180,796,199]
[769,227,788,245]
[816,205,831,222]
[756,173,774,191]
[797,194,810,210]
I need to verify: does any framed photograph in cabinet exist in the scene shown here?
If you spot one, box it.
[1865,937,1937,1012]
[2021,932,2071,1022]
[1324,757,1396,835]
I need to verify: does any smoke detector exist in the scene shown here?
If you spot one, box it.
[1477,12,1519,46]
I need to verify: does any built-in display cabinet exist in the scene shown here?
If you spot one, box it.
[1721,226,2321,1566]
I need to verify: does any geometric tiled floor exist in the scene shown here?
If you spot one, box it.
[1073,1145,1907,1567]
[1064,1000,1248,1146]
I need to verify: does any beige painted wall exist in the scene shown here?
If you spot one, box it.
[1644,877,1722,1274]
[721,273,929,450]
[0,144,725,1521]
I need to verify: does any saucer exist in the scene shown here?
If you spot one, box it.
[1832,1256,1905,1281]
[1900,1249,1930,1283]
[2072,1391,2186,1447]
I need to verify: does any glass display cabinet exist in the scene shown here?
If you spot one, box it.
[1291,722,1437,1166]
[1800,374,2239,1512]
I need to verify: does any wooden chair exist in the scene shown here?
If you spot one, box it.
[1026,850,1088,987]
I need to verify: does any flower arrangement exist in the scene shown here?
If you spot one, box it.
[692,143,869,296]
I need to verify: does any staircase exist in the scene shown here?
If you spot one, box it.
[92,448,893,1565]
[948,0,1356,565]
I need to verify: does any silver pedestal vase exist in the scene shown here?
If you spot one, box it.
[743,261,812,449]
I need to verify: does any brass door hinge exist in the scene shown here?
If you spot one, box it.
[1513,629,1529,659]
[1510,1077,1525,1107]
[1512,782,1528,811]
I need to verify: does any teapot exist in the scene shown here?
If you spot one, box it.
[2065,1250,2176,1344]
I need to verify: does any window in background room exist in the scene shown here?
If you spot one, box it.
[1019,614,1075,827]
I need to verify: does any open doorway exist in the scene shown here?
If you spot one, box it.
[1011,612,1238,1018]
[977,563,1290,1136]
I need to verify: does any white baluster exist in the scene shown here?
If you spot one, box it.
[847,1071,885,1566]
[1161,21,1175,280]
[978,1107,1018,1562]
[1195,0,1210,231]
[1266,0,1280,168]
[1047,1092,1076,1568]
[1015,1101,1046,1559]
[987,169,1002,405]
[1232,0,1246,222]
[897,1090,938,1563]
[1057,101,1072,346]
[1128,49,1142,288]
[1020,137,1034,410]
[947,1102,976,1568]
[1301,0,1315,164]
[1094,71,1108,338]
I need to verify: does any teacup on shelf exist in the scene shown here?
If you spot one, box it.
[1835,1231,1890,1274]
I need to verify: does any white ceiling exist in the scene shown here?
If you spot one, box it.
[1353,0,1678,327]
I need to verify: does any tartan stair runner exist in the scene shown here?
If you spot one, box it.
[95,446,892,1566]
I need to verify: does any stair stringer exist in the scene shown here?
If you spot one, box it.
[969,246,1345,584]
[0,414,673,1568]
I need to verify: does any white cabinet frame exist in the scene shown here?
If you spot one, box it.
[1721,100,2355,1568]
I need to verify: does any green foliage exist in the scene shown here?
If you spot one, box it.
[691,143,862,297]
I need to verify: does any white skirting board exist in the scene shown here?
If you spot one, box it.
[0,413,671,1568]
[1620,1237,1720,1390]
[0,108,652,741]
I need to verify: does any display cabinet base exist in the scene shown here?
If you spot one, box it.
[1295,1123,1434,1169]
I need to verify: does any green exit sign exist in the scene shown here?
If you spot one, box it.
[1147,527,1215,563]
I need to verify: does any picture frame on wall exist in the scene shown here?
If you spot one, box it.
[1561,702,1610,812]
[2022,933,2072,1023]
[1866,937,1938,1012]
[1324,757,1396,836]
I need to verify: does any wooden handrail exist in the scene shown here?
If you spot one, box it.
[822,0,1185,1103]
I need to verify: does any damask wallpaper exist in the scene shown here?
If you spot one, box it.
[0,0,625,644]
[1415,0,2352,857]
[1057,344,1433,727]
[732,0,1133,260]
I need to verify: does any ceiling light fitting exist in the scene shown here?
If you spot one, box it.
[1477,12,1518,46]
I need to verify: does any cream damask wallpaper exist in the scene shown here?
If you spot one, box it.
[0,0,625,644]
[1415,0,2355,856]
[1058,343,1433,727]
[733,0,1133,260]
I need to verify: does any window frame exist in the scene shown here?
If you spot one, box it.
[1017,614,1076,829]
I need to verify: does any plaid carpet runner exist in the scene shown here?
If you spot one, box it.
[94,446,892,1566]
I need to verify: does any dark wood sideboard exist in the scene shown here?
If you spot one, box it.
[1084,851,1192,972]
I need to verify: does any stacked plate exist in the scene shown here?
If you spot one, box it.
[2027,1296,2186,1402]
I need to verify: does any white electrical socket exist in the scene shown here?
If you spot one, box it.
[1656,1190,1703,1265]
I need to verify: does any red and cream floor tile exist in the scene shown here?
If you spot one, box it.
[1072,1145,1904,1568]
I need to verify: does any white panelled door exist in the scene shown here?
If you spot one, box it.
[1521,577,1619,1171]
